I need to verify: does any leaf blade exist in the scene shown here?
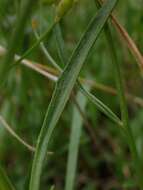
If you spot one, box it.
[78,83,122,126]
[65,87,89,190]
[29,1,118,189]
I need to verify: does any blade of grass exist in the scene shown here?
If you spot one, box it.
[0,0,38,84]
[54,23,67,67]
[65,86,90,190]
[32,28,61,71]
[29,1,118,189]
[34,21,122,126]
[53,23,123,188]
[33,21,123,187]
[54,23,122,189]
[111,16,143,72]
[54,22,122,125]
[78,83,122,126]
[0,166,15,190]
[94,1,143,188]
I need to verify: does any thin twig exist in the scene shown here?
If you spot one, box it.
[111,16,143,70]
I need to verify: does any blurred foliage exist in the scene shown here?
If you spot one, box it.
[0,0,143,189]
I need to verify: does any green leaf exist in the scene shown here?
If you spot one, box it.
[54,22,121,126]
[33,29,61,71]
[65,86,89,190]
[78,83,122,126]
[0,166,15,190]
[36,19,121,127]
[29,1,118,189]
[54,23,67,67]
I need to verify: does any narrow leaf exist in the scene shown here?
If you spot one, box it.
[37,21,122,126]
[54,21,122,136]
[78,83,122,126]
[54,23,67,67]
[33,29,61,71]
[29,1,118,189]
[65,87,89,190]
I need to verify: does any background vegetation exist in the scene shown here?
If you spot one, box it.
[0,0,143,189]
